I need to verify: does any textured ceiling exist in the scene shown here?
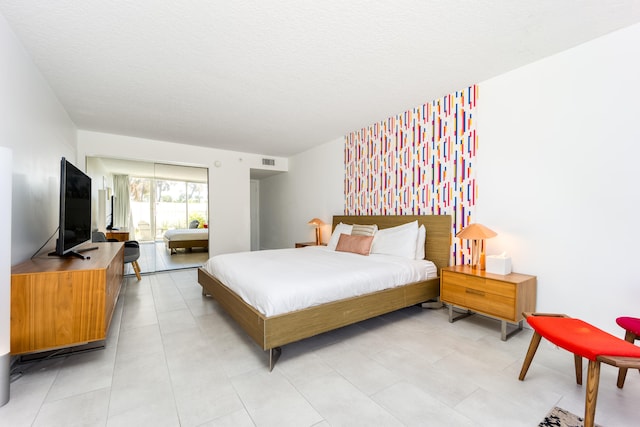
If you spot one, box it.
[1,1,640,157]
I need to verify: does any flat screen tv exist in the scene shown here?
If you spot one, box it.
[49,157,95,259]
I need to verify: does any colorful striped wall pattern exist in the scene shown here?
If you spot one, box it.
[344,85,478,265]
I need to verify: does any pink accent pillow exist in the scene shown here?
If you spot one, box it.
[335,234,374,256]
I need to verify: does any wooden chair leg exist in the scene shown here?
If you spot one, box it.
[519,332,542,380]
[617,330,637,388]
[132,261,141,280]
[584,359,601,427]
[574,354,583,385]
[617,366,629,389]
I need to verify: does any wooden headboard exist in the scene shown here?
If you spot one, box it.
[332,215,452,272]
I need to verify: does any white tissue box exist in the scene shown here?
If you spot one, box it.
[485,255,512,275]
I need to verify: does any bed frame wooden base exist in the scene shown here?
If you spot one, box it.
[197,214,452,370]
[165,239,209,255]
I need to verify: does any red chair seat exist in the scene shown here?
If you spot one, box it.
[527,316,640,361]
[617,316,640,336]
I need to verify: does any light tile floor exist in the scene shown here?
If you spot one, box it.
[2,269,638,426]
[124,242,208,277]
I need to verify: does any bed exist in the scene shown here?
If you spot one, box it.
[197,214,452,369]
[163,228,209,254]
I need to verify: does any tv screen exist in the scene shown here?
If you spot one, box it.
[53,157,92,257]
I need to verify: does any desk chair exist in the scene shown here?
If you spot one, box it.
[92,231,141,280]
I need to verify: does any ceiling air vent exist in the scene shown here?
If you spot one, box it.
[262,158,275,166]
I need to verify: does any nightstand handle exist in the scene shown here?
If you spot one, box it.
[466,288,485,297]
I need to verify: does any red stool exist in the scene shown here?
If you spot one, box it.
[616,316,640,387]
[519,313,640,427]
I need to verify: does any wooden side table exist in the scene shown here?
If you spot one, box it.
[295,242,323,248]
[440,265,537,340]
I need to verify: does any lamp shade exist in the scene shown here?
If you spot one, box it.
[308,218,325,226]
[456,223,497,270]
[456,223,497,240]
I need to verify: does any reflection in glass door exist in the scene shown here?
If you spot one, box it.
[88,157,209,276]
[155,179,187,234]
[129,175,209,272]
[152,164,209,272]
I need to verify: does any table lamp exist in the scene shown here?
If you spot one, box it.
[456,223,497,270]
[308,218,325,245]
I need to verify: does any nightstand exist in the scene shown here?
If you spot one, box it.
[295,242,324,248]
[440,265,537,340]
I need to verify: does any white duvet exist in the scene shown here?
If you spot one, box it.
[163,228,208,241]
[202,246,438,317]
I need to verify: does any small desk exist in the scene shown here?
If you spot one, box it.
[106,230,130,242]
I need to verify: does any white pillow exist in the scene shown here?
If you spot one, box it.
[370,220,419,259]
[415,224,426,260]
[327,222,353,250]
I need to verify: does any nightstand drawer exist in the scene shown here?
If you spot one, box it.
[484,279,516,299]
[463,287,515,320]
[440,282,466,305]
[441,270,480,288]
[442,283,515,320]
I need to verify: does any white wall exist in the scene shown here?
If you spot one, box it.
[77,130,288,255]
[478,23,640,334]
[0,14,77,265]
[259,137,344,249]
[260,24,640,335]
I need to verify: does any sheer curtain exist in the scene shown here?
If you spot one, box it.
[113,175,134,238]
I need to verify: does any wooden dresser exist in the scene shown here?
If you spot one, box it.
[440,265,537,340]
[10,242,124,355]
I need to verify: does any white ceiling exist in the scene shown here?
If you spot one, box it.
[2,1,640,157]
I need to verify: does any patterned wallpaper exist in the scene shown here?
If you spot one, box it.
[344,85,478,265]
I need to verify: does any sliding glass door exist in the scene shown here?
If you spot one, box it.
[156,179,208,228]
[87,157,209,275]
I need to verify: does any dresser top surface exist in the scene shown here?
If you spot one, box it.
[12,242,124,274]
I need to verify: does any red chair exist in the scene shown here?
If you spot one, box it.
[518,313,640,427]
[616,316,640,387]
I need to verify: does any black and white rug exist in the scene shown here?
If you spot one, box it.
[538,407,602,427]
